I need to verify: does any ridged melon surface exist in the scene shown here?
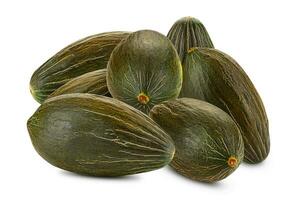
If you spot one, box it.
[167,17,214,62]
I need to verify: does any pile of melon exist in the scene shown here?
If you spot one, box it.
[28,17,270,183]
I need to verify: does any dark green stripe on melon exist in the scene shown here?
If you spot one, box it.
[48,69,110,98]
[167,16,214,62]
[149,98,244,182]
[30,31,130,103]
[107,30,182,114]
[27,94,175,176]
[181,48,270,164]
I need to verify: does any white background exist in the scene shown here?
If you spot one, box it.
[0,0,298,199]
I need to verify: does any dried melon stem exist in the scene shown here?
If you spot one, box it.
[137,92,149,104]
[227,156,238,168]
[187,47,198,54]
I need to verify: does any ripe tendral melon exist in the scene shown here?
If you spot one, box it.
[107,30,182,114]
[27,94,175,176]
[30,32,130,103]
[167,16,214,62]
[150,98,244,182]
[48,69,110,98]
[181,48,270,164]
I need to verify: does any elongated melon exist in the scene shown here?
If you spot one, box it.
[167,17,214,62]
[181,48,270,164]
[30,31,130,103]
[150,98,244,182]
[48,69,110,98]
[27,94,175,176]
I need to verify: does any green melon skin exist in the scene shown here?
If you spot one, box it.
[181,48,270,164]
[167,16,214,62]
[48,69,110,98]
[30,31,130,103]
[27,94,175,177]
[107,30,183,114]
[149,98,244,183]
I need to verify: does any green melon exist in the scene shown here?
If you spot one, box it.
[149,98,244,182]
[181,48,270,164]
[27,94,175,176]
[48,69,110,98]
[107,30,182,114]
[30,31,130,103]
[167,16,214,62]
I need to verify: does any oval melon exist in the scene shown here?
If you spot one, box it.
[30,31,130,103]
[149,98,244,182]
[107,30,182,114]
[167,16,214,62]
[181,48,270,164]
[27,94,175,176]
[48,69,110,98]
